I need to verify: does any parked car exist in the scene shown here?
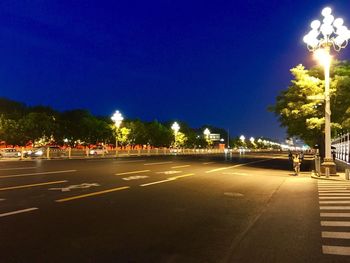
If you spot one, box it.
[89,146,108,156]
[24,146,66,158]
[0,148,21,158]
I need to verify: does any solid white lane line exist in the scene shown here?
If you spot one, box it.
[318,188,349,190]
[322,231,350,239]
[171,165,190,169]
[321,221,350,227]
[116,170,150,176]
[320,201,350,204]
[202,162,214,165]
[144,161,173,166]
[0,167,37,171]
[320,206,350,210]
[114,160,146,163]
[0,170,77,179]
[321,213,350,217]
[205,159,273,173]
[0,208,38,218]
[140,179,174,187]
[319,197,350,199]
[323,245,350,256]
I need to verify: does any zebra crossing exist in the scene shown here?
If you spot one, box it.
[318,180,350,256]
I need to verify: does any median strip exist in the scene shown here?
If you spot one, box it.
[0,170,77,179]
[0,180,68,191]
[116,170,150,176]
[55,186,130,202]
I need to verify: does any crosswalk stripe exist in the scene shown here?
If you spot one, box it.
[320,206,350,210]
[319,193,350,196]
[322,231,350,239]
[320,201,350,204]
[321,213,350,217]
[318,196,350,200]
[323,245,350,256]
[321,221,350,227]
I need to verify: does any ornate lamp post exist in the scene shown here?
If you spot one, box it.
[303,7,350,175]
[111,110,124,150]
[171,121,180,148]
[203,128,211,148]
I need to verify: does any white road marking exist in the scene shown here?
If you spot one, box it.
[156,171,181,175]
[321,221,350,227]
[202,162,214,165]
[319,193,350,196]
[114,160,146,163]
[318,188,349,190]
[320,201,350,204]
[224,192,244,197]
[319,197,350,199]
[0,198,5,202]
[144,161,173,166]
[323,245,350,256]
[322,231,350,239]
[0,170,77,179]
[0,167,37,171]
[320,206,350,210]
[205,159,273,173]
[319,191,350,193]
[321,213,350,217]
[116,170,150,176]
[0,208,38,218]
[171,165,190,169]
[222,172,249,176]
[140,179,174,187]
[122,175,149,181]
[49,183,100,192]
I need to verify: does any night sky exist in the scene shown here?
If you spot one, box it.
[1,0,350,140]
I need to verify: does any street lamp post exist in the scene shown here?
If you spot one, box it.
[303,7,350,175]
[111,110,124,151]
[203,128,211,148]
[171,122,180,148]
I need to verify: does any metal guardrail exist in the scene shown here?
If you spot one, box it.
[332,133,350,164]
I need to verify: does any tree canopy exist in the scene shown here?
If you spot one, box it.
[270,60,350,149]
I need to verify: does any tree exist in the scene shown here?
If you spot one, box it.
[270,61,350,154]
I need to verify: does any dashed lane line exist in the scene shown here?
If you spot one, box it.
[140,173,195,187]
[0,167,37,171]
[144,161,173,166]
[116,170,150,176]
[205,159,273,173]
[202,162,214,165]
[0,170,77,179]
[55,186,130,203]
[171,165,190,169]
[0,208,38,218]
[0,180,68,191]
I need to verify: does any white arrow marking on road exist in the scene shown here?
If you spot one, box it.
[49,183,100,192]
[122,175,149,181]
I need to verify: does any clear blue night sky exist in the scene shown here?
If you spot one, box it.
[1,0,350,140]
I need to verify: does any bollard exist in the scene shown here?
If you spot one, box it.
[127,149,130,156]
[47,147,50,159]
[86,148,89,157]
[156,148,159,155]
[138,149,141,156]
[325,167,330,178]
[68,147,72,159]
[346,169,350,180]
[116,149,119,158]
[21,147,24,160]
[147,147,150,156]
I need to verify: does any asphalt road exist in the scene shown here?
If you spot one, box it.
[0,153,349,263]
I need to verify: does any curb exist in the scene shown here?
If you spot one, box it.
[310,173,346,181]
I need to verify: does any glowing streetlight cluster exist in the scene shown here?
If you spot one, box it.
[111,110,124,150]
[303,7,350,51]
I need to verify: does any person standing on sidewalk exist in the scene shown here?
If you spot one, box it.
[293,153,301,176]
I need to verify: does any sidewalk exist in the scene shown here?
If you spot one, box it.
[311,160,349,181]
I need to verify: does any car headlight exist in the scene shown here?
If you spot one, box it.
[17,152,21,156]
[35,150,43,156]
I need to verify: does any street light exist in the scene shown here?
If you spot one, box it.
[111,110,124,150]
[240,135,245,143]
[303,7,350,175]
[203,128,211,148]
[171,121,180,148]
[250,137,255,144]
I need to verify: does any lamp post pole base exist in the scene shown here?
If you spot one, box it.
[321,158,337,176]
